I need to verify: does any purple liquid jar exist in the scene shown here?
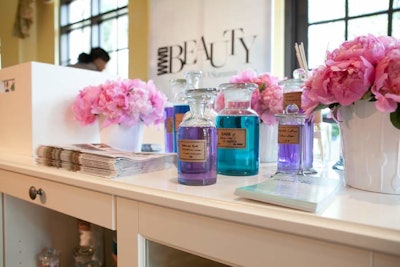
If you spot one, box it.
[178,126,217,185]
[280,68,315,173]
[177,88,218,185]
[275,104,306,175]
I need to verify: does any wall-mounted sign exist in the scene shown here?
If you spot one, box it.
[149,0,273,99]
[0,78,15,93]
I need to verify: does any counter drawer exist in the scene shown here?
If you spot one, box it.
[0,169,115,229]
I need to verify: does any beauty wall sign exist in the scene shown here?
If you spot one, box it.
[149,0,273,99]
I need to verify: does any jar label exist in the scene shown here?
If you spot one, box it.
[217,128,246,148]
[165,117,173,133]
[278,125,300,144]
[175,113,185,131]
[179,140,206,162]
[283,92,302,109]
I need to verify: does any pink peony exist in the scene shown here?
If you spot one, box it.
[302,34,400,129]
[327,34,386,65]
[72,78,167,128]
[72,85,101,126]
[372,49,400,112]
[326,57,375,106]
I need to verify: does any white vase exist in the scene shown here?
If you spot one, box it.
[339,100,400,194]
[100,123,144,152]
[259,123,278,163]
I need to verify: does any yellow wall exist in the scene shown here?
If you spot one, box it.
[0,0,284,78]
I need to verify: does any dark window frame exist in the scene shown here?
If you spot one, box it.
[59,0,128,74]
[284,0,399,77]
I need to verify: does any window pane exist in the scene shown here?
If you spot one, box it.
[105,49,128,78]
[394,0,400,8]
[348,14,388,38]
[100,19,117,51]
[69,0,91,24]
[69,27,92,64]
[308,0,345,23]
[118,0,128,7]
[393,11,400,38]
[60,33,69,65]
[308,21,345,68]
[348,0,389,16]
[118,49,129,78]
[117,15,129,49]
[100,0,118,13]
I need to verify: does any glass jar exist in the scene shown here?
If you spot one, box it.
[38,248,59,267]
[216,83,259,176]
[184,70,202,89]
[177,88,218,185]
[275,104,306,174]
[171,78,189,153]
[280,69,316,174]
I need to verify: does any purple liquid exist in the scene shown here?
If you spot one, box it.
[277,143,302,173]
[164,106,174,153]
[177,126,217,185]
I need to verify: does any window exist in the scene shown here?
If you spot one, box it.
[59,0,129,77]
[285,0,400,76]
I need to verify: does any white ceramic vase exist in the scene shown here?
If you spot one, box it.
[259,122,278,163]
[100,122,144,152]
[339,100,400,194]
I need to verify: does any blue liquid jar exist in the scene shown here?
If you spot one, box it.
[177,88,218,185]
[216,83,259,176]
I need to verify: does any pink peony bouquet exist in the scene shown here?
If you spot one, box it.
[72,78,167,128]
[302,34,400,129]
[215,69,283,125]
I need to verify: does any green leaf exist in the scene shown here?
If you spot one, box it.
[390,104,400,130]
[258,83,266,93]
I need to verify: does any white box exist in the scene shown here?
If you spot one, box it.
[0,61,114,156]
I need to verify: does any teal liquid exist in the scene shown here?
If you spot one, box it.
[216,115,259,175]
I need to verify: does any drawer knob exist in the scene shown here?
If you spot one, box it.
[29,186,43,200]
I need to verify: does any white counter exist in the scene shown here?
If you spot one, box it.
[0,153,399,266]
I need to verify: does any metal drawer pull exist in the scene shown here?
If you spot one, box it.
[29,186,44,200]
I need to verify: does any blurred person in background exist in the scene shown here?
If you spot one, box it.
[71,47,110,72]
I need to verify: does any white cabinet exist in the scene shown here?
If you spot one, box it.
[0,167,116,267]
[3,195,78,266]
[0,159,400,267]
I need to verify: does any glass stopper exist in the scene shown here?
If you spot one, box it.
[293,68,307,80]
[285,103,299,114]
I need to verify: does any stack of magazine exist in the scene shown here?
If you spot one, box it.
[36,143,177,179]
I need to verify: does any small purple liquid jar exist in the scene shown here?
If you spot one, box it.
[177,88,218,185]
[280,68,315,173]
[275,104,306,174]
